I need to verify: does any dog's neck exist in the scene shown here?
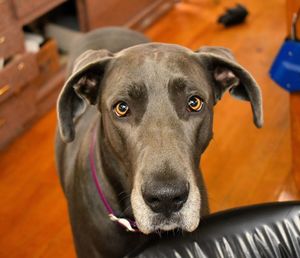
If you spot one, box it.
[83,121,150,256]
[96,122,134,219]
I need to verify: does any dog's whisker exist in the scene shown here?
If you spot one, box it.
[119,194,131,203]
[117,192,125,198]
[118,191,128,197]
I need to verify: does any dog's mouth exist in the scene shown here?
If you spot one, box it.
[121,200,184,233]
[151,212,182,232]
[132,205,200,234]
[133,212,183,234]
[131,184,201,234]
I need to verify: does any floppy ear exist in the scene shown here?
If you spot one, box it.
[195,46,263,128]
[57,49,113,142]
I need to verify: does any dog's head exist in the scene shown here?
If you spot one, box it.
[57,43,263,234]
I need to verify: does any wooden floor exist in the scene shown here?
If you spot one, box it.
[1,0,299,257]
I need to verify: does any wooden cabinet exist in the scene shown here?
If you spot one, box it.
[0,22,25,60]
[12,0,66,25]
[13,0,61,18]
[0,0,16,27]
[0,53,39,103]
[0,1,25,60]
[0,0,64,149]
[0,83,37,148]
[0,0,176,149]
[77,0,175,31]
[35,39,64,118]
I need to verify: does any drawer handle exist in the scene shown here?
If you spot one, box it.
[0,36,5,44]
[17,62,25,71]
[0,84,10,96]
[0,118,5,128]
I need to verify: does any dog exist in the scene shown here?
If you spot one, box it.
[55,27,263,258]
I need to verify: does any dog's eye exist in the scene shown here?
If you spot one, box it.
[187,96,203,112]
[114,101,129,117]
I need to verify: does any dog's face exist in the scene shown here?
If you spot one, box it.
[101,44,214,233]
[58,43,263,234]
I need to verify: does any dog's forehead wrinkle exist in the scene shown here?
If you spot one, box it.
[116,43,193,73]
[168,76,209,103]
[122,82,148,100]
[119,42,192,56]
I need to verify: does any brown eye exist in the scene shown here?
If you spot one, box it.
[114,101,129,117]
[187,96,203,112]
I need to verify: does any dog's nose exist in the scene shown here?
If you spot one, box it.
[142,180,189,217]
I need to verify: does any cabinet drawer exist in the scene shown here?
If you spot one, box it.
[77,0,175,31]
[13,0,52,18]
[0,53,38,103]
[0,83,36,149]
[0,22,24,59]
[0,0,16,29]
[12,0,66,24]
[36,39,60,90]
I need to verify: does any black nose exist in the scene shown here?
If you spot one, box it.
[142,180,189,217]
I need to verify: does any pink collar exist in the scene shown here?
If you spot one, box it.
[89,127,139,232]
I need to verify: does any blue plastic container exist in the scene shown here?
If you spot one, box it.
[269,39,300,92]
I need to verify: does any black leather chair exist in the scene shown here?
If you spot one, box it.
[127,202,300,258]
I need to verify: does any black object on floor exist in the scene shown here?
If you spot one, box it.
[127,201,300,258]
[218,4,249,27]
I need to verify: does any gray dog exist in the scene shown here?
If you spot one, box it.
[55,27,263,258]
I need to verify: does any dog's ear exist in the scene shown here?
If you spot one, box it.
[57,49,113,142]
[195,46,263,128]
